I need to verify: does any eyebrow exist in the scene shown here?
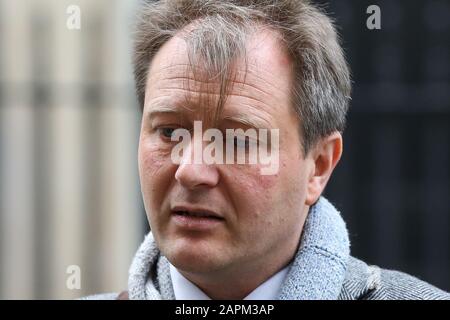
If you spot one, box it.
[222,113,272,130]
[144,104,186,121]
[145,102,272,129]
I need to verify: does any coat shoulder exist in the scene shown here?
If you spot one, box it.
[340,256,450,300]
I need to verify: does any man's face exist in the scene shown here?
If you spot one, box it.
[138,29,314,276]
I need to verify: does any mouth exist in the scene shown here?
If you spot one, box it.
[171,206,225,230]
[173,210,223,219]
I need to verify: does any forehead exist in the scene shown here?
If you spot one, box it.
[144,27,294,127]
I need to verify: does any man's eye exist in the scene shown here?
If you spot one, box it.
[234,137,247,148]
[158,127,176,139]
[233,136,256,149]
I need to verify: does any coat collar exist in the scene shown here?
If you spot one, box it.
[277,197,350,299]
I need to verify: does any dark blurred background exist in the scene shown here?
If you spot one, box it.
[319,0,450,291]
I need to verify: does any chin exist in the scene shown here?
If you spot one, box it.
[163,237,227,274]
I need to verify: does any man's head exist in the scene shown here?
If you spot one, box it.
[134,0,351,292]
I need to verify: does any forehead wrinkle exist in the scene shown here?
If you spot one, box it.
[235,65,291,97]
[146,84,223,128]
[154,63,287,109]
[155,86,275,118]
[156,80,283,116]
[185,62,238,129]
[150,64,229,85]
[153,63,287,100]
[149,72,286,130]
[149,50,288,105]
[150,64,226,128]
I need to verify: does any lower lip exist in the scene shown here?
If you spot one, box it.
[171,212,224,231]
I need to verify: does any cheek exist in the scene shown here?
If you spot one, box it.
[139,148,162,179]
[224,165,279,217]
[138,137,171,177]
[228,157,304,219]
[138,139,174,205]
[244,158,289,192]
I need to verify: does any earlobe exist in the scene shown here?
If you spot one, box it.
[305,132,343,206]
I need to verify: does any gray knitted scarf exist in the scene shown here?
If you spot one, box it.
[128,196,350,300]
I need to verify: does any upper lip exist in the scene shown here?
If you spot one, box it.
[171,205,224,219]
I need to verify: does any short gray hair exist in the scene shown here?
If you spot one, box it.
[133,0,351,153]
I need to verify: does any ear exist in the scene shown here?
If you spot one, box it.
[305,132,343,206]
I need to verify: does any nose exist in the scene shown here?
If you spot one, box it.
[174,139,220,189]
